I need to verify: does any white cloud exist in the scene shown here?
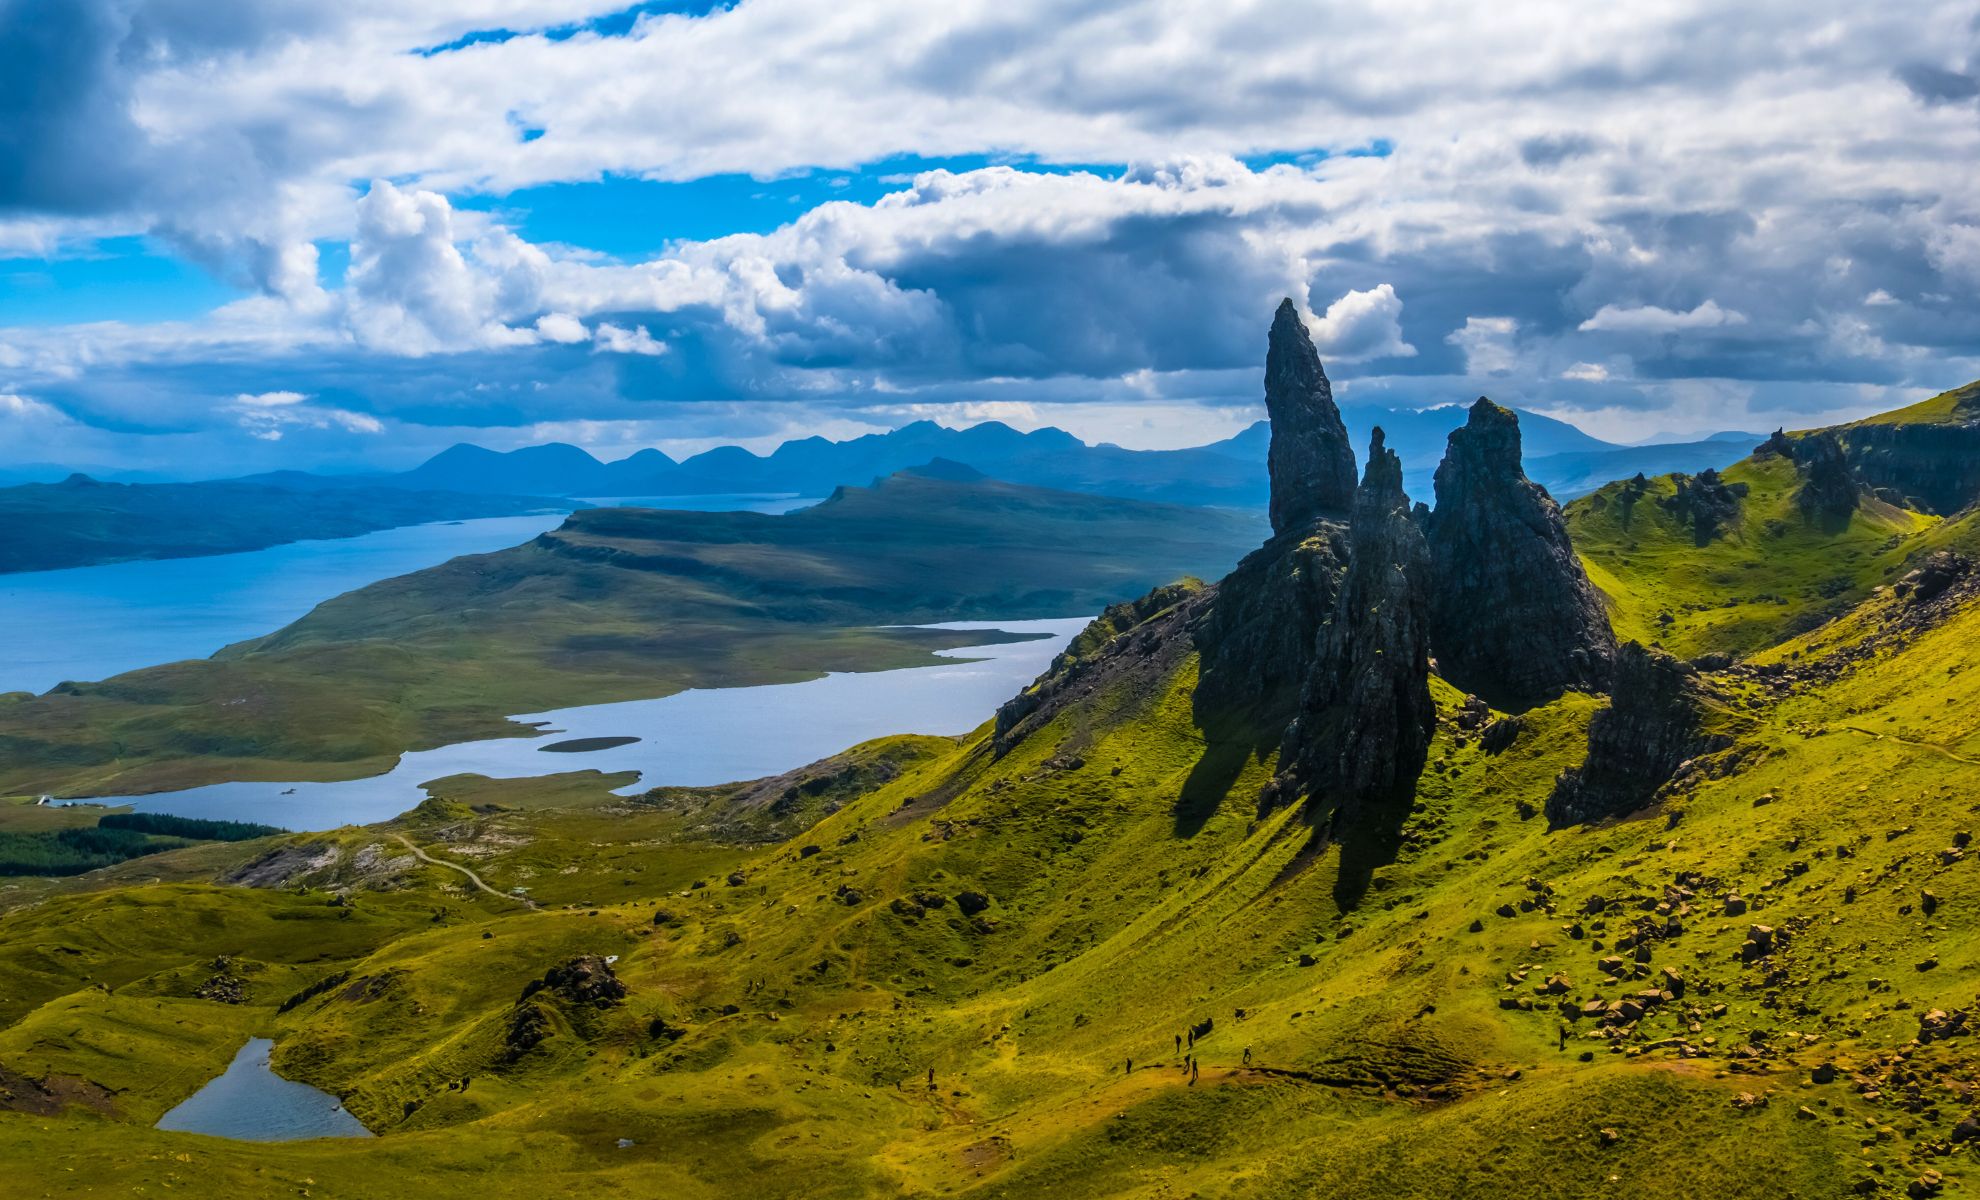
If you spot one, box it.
[234,390,307,408]
[533,312,589,344]
[0,392,71,424]
[4,1,1980,466]
[1307,285,1416,362]
[592,322,666,355]
[1578,300,1749,334]
[1445,316,1519,375]
[229,391,384,441]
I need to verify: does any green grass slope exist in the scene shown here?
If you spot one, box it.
[5,545,1979,1197]
[1567,454,1934,657]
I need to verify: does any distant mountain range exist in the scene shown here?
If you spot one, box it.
[267,407,1763,509]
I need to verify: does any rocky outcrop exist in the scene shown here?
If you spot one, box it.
[1263,298,1357,534]
[1661,469,1747,545]
[1272,430,1434,824]
[1426,399,1616,710]
[1546,642,1732,827]
[1192,527,1347,722]
[1794,430,1860,523]
[521,955,626,1009]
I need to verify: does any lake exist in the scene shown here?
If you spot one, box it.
[155,1038,372,1141]
[0,496,824,695]
[104,617,1087,831]
[0,514,567,695]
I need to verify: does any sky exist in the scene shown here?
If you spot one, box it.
[2,0,1979,477]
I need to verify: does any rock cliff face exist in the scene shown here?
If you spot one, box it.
[1196,300,1359,722]
[1546,642,1731,827]
[1426,399,1616,710]
[1273,430,1435,824]
[1263,298,1357,535]
[1831,384,1980,514]
[1794,430,1861,523]
[1192,528,1347,722]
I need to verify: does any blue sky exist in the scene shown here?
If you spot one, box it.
[1,0,1978,476]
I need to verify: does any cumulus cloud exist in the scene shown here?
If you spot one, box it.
[0,392,72,424]
[1446,317,1520,376]
[1307,285,1415,362]
[229,391,383,441]
[1578,300,1748,334]
[2,1,1980,467]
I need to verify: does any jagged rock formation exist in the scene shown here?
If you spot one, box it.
[1754,429,1795,460]
[1661,468,1747,544]
[1426,399,1616,710]
[1192,529,1347,722]
[1195,302,1358,721]
[1546,642,1733,826]
[1794,430,1860,523]
[1271,430,1434,824]
[1263,298,1357,534]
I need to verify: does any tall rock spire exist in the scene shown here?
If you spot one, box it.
[1274,428,1434,824]
[1264,298,1357,534]
[1426,398,1616,710]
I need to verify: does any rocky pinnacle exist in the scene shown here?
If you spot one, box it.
[1276,428,1434,822]
[1264,298,1357,534]
[1427,398,1617,710]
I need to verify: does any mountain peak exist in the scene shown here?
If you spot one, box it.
[1263,298,1357,533]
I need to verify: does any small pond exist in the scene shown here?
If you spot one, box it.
[155,1038,372,1141]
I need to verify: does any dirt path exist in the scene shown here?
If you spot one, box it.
[1839,725,1980,766]
[391,835,536,909]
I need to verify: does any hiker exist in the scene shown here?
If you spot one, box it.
[1174,1033,1181,1054]
[928,1067,935,1089]
[1125,1057,1132,1074]
[1187,1029,1194,1050]
[1242,1047,1251,1067]
[1558,1025,1568,1051]
[1189,1058,1200,1085]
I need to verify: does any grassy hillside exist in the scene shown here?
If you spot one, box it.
[0,475,571,573]
[0,474,1264,799]
[3,540,1977,1196]
[1566,454,1935,657]
[7,403,1980,1197]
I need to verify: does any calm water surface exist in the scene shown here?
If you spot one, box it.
[155,1038,372,1141]
[0,514,567,694]
[102,618,1086,831]
[0,496,823,695]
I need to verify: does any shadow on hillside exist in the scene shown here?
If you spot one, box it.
[1328,791,1412,910]
[1176,701,1284,839]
